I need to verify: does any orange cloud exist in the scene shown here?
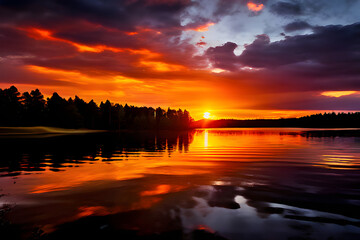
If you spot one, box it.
[188,22,215,32]
[77,206,109,218]
[19,27,160,57]
[128,48,161,58]
[141,184,171,196]
[196,41,207,47]
[197,225,215,234]
[25,65,101,84]
[247,2,264,12]
[321,91,357,98]
[125,27,162,36]
[140,184,185,196]
[21,27,106,52]
[136,27,162,34]
[139,60,186,71]
[125,31,138,35]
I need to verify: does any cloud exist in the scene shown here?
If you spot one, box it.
[185,0,268,26]
[0,0,193,31]
[0,26,76,58]
[205,22,360,73]
[205,42,239,71]
[247,2,265,12]
[321,91,357,98]
[0,0,210,79]
[283,20,312,32]
[239,23,360,69]
[270,1,303,16]
[196,41,207,47]
[203,22,360,110]
[185,22,215,32]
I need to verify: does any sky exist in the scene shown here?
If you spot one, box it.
[0,0,360,120]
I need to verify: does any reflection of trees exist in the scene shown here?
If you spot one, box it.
[0,86,193,130]
[0,131,195,176]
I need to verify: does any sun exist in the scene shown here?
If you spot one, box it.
[203,112,211,119]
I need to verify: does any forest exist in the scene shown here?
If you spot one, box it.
[0,86,193,130]
[194,112,360,128]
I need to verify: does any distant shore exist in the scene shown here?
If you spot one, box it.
[193,116,360,129]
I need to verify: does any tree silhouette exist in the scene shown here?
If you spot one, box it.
[21,89,46,126]
[0,86,22,126]
[0,86,193,130]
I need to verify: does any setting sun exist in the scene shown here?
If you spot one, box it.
[203,112,211,119]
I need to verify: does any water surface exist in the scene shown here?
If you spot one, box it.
[1,128,360,240]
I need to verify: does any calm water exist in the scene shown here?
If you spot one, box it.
[1,128,360,240]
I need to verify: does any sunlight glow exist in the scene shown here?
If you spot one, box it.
[211,68,226,73]
[204,129,208,148]
[203,112,211,119]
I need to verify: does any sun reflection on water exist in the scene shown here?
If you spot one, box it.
[204,129,208,148]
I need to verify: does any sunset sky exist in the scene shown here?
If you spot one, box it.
[1,0,360,120]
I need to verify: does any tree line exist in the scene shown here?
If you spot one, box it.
[194,112,360,128]
[0,86,193,130]
[297,112,360,127]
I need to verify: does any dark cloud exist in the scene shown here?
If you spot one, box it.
[213,0,268,17]
[255,91,360,110]
[205,42,238,71]
[0,0,193,31]
[0,0,208,77]
[206,23,360,73]
[270,1,303,16]
[0,59,80,87]
[0,26,76,58]
[54,26,143,49]
[284,20,312,32]
[205,22,360,101]
[239,23,360,69]
[269,0,340,18]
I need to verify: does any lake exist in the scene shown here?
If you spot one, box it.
[1,128,360,240]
